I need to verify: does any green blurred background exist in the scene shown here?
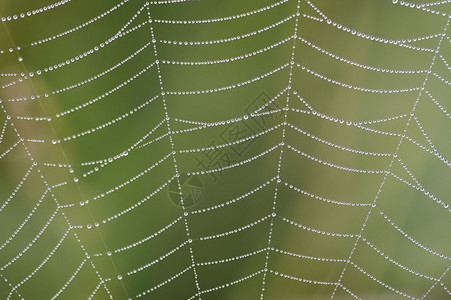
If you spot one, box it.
[0,0,450,299]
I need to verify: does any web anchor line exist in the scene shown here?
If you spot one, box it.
[0,20,120,297]
[260,0,302,298]
[144,2,202,298]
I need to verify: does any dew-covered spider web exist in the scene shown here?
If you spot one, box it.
[0,0,450,299]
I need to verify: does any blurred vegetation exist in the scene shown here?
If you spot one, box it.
[0,0,450,299]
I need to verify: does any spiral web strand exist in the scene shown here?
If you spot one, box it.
[0,0,450,299]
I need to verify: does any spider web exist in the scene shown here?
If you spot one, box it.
[0,0,450,299]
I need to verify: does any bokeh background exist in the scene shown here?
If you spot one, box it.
[0,0,450,299]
